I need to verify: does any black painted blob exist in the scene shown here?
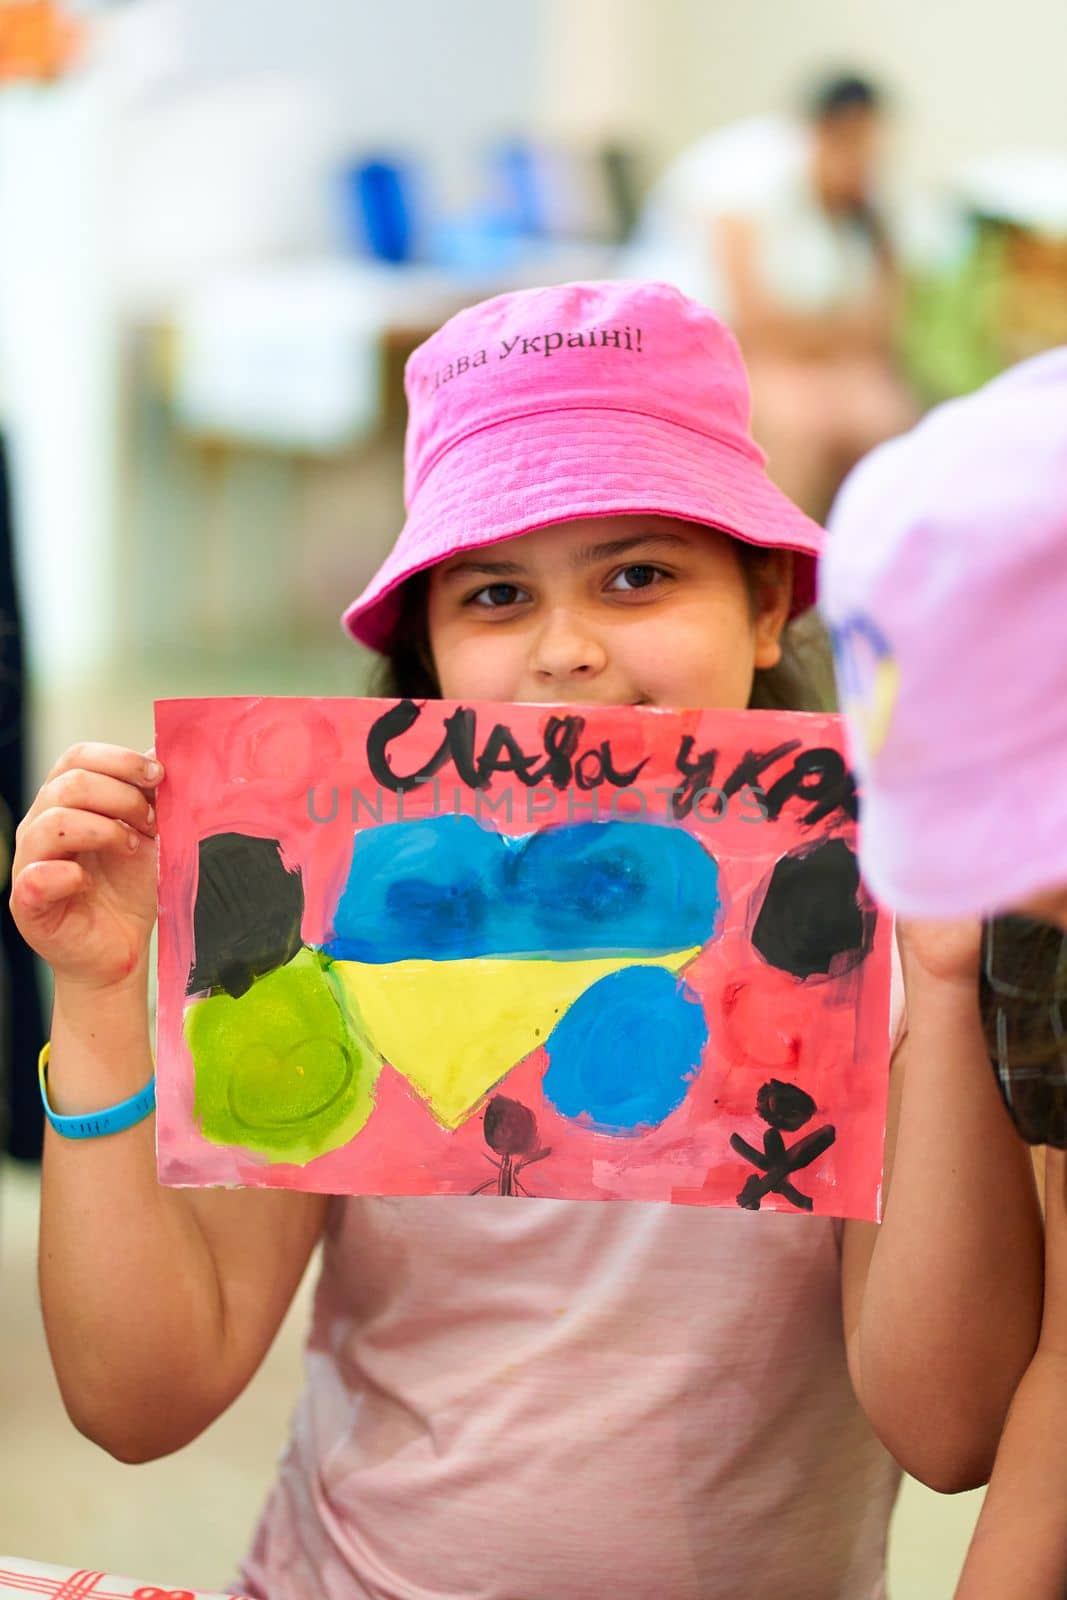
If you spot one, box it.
[484,1095,539,1157]
[187,832,304,999]
[756,1079,816,1132]
[751,838,874,982]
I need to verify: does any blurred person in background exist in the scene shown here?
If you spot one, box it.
[625,73,917,518]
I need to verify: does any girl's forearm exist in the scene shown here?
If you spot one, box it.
[39,972,232,1457]
[959,1153,1067,1593]
[854,966,1043,1489]
[955,1351,1067,1599]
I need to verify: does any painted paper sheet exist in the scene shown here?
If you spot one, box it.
[155,696,892,1219]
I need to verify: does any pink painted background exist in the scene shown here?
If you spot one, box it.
[155,697,892,1220]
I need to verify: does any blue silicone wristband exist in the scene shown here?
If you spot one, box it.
[38,1042,156,1139]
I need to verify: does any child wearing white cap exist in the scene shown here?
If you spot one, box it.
[822,347,1067,1596]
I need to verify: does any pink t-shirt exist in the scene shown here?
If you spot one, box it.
[239,968,906,1600]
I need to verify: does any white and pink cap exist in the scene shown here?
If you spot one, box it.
[821,347,1067,919]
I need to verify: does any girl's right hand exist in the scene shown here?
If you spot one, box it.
[11,744,162,992]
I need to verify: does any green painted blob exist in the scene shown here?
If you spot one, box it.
[185,947,381,1164]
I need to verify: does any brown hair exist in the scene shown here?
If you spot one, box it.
[369,540,836,714]
[738,545,836,714]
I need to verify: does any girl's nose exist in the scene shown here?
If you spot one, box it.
[529,608,608,683]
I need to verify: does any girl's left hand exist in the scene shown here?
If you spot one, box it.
[896,916,983,988]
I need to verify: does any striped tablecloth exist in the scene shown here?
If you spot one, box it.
[0,1560,251,1600]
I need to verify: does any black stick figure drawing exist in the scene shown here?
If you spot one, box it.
[472,1095,552,1197]
[730,1080,836,1212]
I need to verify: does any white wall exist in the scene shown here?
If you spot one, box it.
[0,82,119,688]
[537,0,1067,190]
[131,0,544,211]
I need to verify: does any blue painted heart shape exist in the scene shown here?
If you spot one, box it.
[324,816,722,961]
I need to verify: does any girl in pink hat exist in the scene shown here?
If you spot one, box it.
[12,281,1044,1600]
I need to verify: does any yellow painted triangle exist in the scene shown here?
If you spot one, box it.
[327,948,700,1129]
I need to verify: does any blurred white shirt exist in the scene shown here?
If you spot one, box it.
[622,115,883,320]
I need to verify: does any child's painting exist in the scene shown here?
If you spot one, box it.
[155,697,893,1219]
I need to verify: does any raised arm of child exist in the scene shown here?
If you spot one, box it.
[842,919,1044,1492]
[13,743,327,1463]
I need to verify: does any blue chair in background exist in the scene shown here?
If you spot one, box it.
[341,157,421,265]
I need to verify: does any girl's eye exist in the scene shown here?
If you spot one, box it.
[608,564,667,592]
[468,583,528,608]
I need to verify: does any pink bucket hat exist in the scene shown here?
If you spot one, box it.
[342,279,822,651]
[820,346,1067,919]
